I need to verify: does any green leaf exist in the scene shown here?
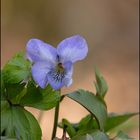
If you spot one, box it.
[72,130,109,140]
[90,130,109,140]
[94,67,108,98]
[1,101,9,112]
[1,101,11,134]
[59,112,138,139]
[19,82,42,105]
[104,112,138,132]
[1,102,42,140]
[4,83,26,102]
[66,89,107,130]
[13,87,27,104]
[59,115,99,138]
[23,109,42,140]
[61,119,77,138]
[78,114,98,130]
[20,83,61,110]
[114,131,134,140]
[2,52,31,84]
[1,71,5,100]
[76,115,99,135]
[1,136,18,140]
[1,69,27,103]
[72,134,94,140]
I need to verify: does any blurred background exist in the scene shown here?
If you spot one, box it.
[1,0,139,139]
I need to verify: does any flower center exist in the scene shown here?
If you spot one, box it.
[56,63,64,73]
[47,63,65,83]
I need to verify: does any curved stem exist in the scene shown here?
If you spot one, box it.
[51,90,61,140]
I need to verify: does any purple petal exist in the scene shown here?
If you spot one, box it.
[63,78,73,87]
[63,61,73,87]
[26,39,57,64]
[32,62,53,88]
[57,35,88,63]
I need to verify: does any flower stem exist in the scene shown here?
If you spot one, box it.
[51,90,61,140]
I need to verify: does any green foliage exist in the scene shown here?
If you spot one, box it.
[58,115,98,138]
[60,119,77,138]
[20,83,61,110]
[94,67,108,98]
[71,130,110,140]
[77,114,97,133]
[1,69,26,103]
[1,52,61,139]
[90,130,109,140]
[1,53,61,110]
[66,89,107,130]
[1,137,18,140]
[1,52,138,139]
[104,112,139,132]
[71,134,94,140]
[1,71,5,100]
[4,83,26,102]
[59,68,138,139]
[114,131,134,140]
[59,112,138,139]
[1,101,42,140]
[2,52,31,84]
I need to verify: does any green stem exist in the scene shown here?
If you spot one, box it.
[51,90,61,140]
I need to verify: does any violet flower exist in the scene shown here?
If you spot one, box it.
[26,35,88,90]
